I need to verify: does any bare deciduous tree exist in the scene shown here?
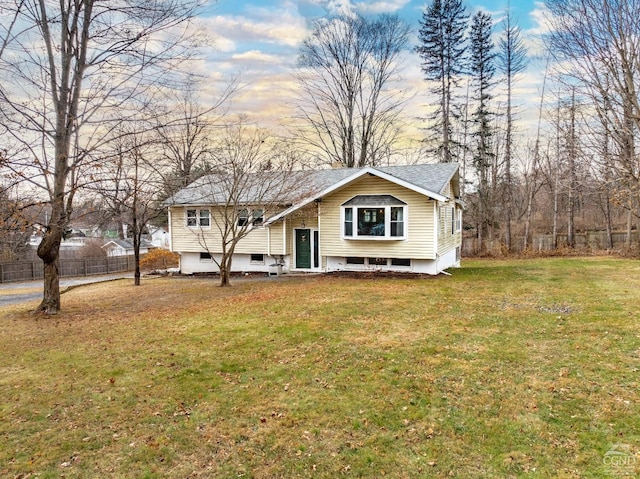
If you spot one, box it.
[0,174,42,261]
[544,0,640,245]
[296,13,410,168]
[156,79,236,191]
[93,129,166,286]
[166,119,307,287]
[0,0,204,313]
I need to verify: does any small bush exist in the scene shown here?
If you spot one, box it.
[139,248,179,270]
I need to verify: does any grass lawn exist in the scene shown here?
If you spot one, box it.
[1,257,639,478]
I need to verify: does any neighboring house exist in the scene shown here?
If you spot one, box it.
[102,239,152,257]
[166,163,463,275]
[29,231,90,251]
[148,226,170,249]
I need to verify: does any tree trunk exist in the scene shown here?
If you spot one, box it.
[626,209,632,247]
[219,258,231,287]
[604,196,613,249]
[132,160,141,286]
[567,88,577,248]
[523,180,535,251]
[133,238,141,286]
[552,175,559,249]
[35,227,63,314]
[505,86,513,252]
[637,200,640,248]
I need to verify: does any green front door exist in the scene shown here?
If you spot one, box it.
[295,229,311,269]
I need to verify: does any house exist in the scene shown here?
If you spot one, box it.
[148,226,170,249]
[166,163,462,275]
[102,239,152,257]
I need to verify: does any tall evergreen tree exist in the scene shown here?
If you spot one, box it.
[469,10,496,248]
[497,3,527,250]
[415,0,468,163]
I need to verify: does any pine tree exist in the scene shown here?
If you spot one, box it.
[497,2,527,250]
[469,10,496,249]
[415,0,468,163]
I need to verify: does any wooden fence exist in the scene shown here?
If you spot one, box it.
[463,231,639,256]
[0,256,137,283]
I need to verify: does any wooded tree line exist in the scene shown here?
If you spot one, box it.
[413,0,640,254]
[1,0,639,312]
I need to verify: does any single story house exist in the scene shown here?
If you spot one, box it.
[165,163,462,275]
[102,239,152,257]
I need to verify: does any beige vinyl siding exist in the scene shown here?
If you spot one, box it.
[320,175,437,260]
[269,221,285,255]
[436,197,462,256]
[170,206,270,254]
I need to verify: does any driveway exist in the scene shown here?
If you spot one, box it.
[0,273,133,307]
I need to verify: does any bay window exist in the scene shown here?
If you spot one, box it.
[342,195,407,240]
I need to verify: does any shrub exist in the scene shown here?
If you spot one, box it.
[139,248,179,270]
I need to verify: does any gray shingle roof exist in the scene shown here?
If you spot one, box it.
[103,239,154,250]
[164,163,459,206]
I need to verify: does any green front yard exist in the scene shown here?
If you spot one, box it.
[1,257,639,478]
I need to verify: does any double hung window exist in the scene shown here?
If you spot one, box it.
[186,208,210,228]
[238,208,264,227]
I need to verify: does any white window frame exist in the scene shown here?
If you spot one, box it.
[341,205,407,240]
[438,205,445,238]
[238,209,249,227]
[453,207,461,233]
[451,206,455,235]
[238,208,264,228]
[186,208,211,228]
[252,209,264,227]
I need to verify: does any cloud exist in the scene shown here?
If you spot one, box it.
[299,0,411,16]
[229,50,284,65]
[528,1,552,36]
[301,0,354,16]
[355,0,412,15]
[201,9,308,50]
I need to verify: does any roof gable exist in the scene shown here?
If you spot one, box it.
[342,194,407,206]
[264,163,459,225]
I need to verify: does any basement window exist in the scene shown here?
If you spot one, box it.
[391,258,411,267]
[369,257,388,266]
[250,253,264,263]
[346,257,365,265]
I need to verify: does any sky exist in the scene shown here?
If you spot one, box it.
[193,0,549,143]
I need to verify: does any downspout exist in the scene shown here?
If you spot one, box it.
[317,202,321,271]
[433,201,439,259]
[282,218,287,266]
[167,208,173,252]
[434,201,440,274]
[267,224,271,257]
[168,207,181,273]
